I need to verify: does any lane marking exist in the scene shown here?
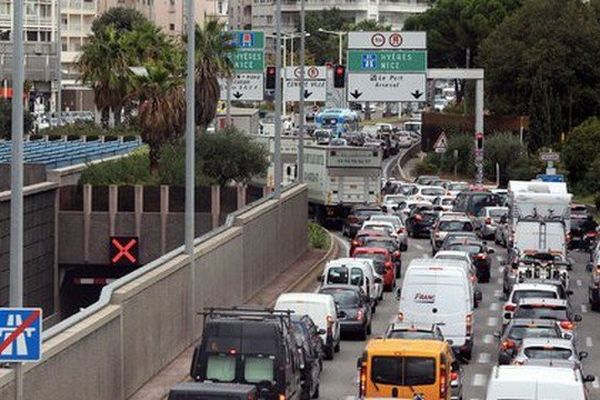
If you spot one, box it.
[593,380,599,390]
[414,243,424,251]
[496,256,504,263]
[586,337,593,347]
[494,289,503,298]
[489,302,499,311]
[497,278,503,285]
[497,266,503,274]
[472,374,487,387]
[483,334,494,344]
[477,352,491,364]
[577,279,582,287]
[581,304,588,313]
[487,317,499,327]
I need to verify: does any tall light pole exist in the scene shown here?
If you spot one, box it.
[318,28,347,64]
[185,0,196,328]
[56,0,62,126]
[273,0,282,197]
[298,0,306,183]
[10,0,25,399]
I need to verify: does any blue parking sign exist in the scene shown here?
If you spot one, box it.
[238,32,254,48]
[361,53,378,69]
[0,308,42,362]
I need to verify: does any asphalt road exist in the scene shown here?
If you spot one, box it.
[313,232,600,400]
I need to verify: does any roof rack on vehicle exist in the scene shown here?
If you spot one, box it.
[199,306,294,326]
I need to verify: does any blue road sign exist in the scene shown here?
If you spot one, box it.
[537,174,565,182]
[361,53,378,69]
[0,308,42,362]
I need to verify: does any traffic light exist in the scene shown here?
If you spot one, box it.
[266,66,276,90]
[475,132,484,150]
[334,65,345,88]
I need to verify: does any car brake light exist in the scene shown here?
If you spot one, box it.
[440,360,447,397]
[501,339,516,350]
[466,314,473,336]
[359,361,367,397]
[357,309,364,321]
[385,261,393,270]
[348,216,359,224]
[485,217,492,225]
[326,315,334,334]
[279,395,286,400]
[451,371,458,381]
[560,320,574,330]
[352,240,360,247]
[470,275,477,283]
[415,214,423,221]
[398,227,405,233]
[434,232,440,238]
[504,304,516,312]
[476,253,487,260]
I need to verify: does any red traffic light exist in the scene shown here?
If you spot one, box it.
[334,65,345,88]
[266,66,276,76]
[336,66,344,75]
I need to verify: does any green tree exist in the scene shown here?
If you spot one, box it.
[128,63,186,173]
[91,6,147,35]
[193,19,235,132]
[479,0,600,150]
[197,127,269,186]
[0,99,33,139]
[562,118,600,185]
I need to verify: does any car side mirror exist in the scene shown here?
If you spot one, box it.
[318,328,326,335]
[451,360,459,371]
[579,351,589,360]
[587,263,594,272]
[487,247,495,254]
[563,332,573,340]
[395,288,401,300]
[475,289,483,302]
[394,251,401,257]
[381,206,387,212]
[584,375,596,383]
[568,290,574,296]
[446,339,453,346]
[337,310,347,319]
[356,357,363,369]
[374,277,382,284]
[574,314,583,322]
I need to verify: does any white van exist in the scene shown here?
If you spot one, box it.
[275,293,341,360]
[486,365,593,400]
[319,258,383,306]
[397,259,474,359]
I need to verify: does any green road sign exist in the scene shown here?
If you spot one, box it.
[347,50,427,73]
[230,50,264,72]
[230,31,265,49]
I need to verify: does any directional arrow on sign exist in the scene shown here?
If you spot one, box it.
[411,90,423,99]
[350,89,363,99]
[233,91,243,99]
[304,90,312,99]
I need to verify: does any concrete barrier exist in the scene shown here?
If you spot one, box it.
[0,184,308,400]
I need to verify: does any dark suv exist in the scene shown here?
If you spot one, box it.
[168,382,258,399]
[191,307,302,400]
[342,205,383,238]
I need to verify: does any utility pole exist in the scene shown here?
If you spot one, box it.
[298,0,305,183]
[56,0,62,126]
[10,0,25,399]
[184,0,196,329]
[273,0,282,197]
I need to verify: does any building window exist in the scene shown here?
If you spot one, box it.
[0,2,11,15]
[61,43,67,51]
[0,30,9,41]
[266,15,272,24]
[26,31,37,42]
[39,31,51,42]
[169,23,175,31]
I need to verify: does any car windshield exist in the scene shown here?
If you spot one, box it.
[371,216,399,225]
[447,244,482,254]
[355,253,386,274]
[489,209,507,218]
[206,354,236,382]
[523,347,572,360]
[366,225,393,234]
[448,183,469,191]
[422,188,445,196]
[356,210,381,218]
[321,289,360,306]
[384,196,405,203]
[365,240,394,250]
[371,357,436,386]
[512,290,557,303]
[387,330,436,340]
[442,198,453,205]
[439,221,473,232]
[326,266,349,284]
[244,356,275,383]
[508,326,560,340]
[514,306,568,320]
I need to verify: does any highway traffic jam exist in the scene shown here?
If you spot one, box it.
[167,166,600,400]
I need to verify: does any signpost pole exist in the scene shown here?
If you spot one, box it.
[475,78,484,185]
[298,0,305,183]
[226,76,232,126]
[10,0,24,398]
[184,0,196,333]
[273,0,282,197]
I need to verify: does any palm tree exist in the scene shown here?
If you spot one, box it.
[129,62,186,173]
[193,19,235,132]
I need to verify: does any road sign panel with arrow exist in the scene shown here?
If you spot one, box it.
[347,73,426,102]
[219,73,264,101]
[284,79,326,102]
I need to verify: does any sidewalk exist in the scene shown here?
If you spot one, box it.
[129,245,335,400]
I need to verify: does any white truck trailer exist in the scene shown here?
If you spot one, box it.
[304,145,382,224]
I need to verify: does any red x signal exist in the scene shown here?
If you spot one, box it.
[110,237,139,266]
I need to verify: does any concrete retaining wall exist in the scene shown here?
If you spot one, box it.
[0,184,308,400]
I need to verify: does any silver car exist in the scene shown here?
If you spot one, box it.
[513,337,587,365]
[474,206,508,239]
[368,214,408,251]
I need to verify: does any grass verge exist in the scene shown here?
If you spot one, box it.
[308,222,330,250]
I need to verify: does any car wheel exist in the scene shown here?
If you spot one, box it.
[312,383,320,399]
[359,328,367,340]
[367,323,372,335]
[324,346,334,360]
[334,341,340,353]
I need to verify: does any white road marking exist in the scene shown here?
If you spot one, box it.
[483,334,495,344]
[581,304,588,313]
[490,302,499,311]
[586,337,593,347]
[487,317,499,327]
[423,254,430,259]
[593,379,599,389]
[472,374,487,387]
[477,352,491,364]
[496,256,504,263]
[414,243,424,251]
[494,289,503,298]
[497,278,503,285]
[577,279,583,287]
[497,266,504,273]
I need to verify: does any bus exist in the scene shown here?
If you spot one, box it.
[315,108,360,136]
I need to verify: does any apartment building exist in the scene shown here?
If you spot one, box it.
[228,0,252,30]
[252,0,430,33]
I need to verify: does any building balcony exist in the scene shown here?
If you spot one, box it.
[61,0,97,13]
[377,0,429,13]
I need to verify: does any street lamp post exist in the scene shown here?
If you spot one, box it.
[273,0,282,197]
[298,0,306,183]
[56,0,62,127]
[318,28,347,64]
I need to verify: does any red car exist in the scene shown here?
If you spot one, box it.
[350,229,388,256]
[353,247,396,291]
